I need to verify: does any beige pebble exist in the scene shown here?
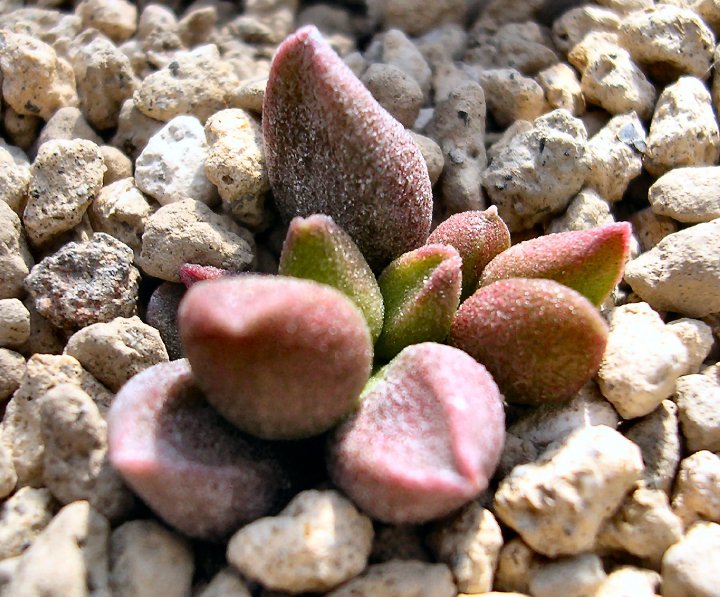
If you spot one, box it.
[0,486,55,560]
[477,68,546,128]
[427,502,503,594]
[536,62,585,116]
[0,143,31,215]
[594,566,661,597]
[0,298,30,349]
[5,501,110,596]
[367,0,465,37]
[228,490,374,594]
[34,106,103,151]
[100,145,133,184]
[672,450,720,528]
[138,198,254,282]
[0,347,25,402]
[528,553,606,597]
[597,303,690,419]
[110,519,194,597]
[630,207,678,252]
[493,537,542,594]
[667,318,714,374]
[675,374,720,453]
[409,131,444,187]
[327,559,456,597]
[547,188,614,233]
[362,63,423,128]
[494,425,643,557]
[552,5,621,54]
[76,0,138,43]
[0,429,17,499]
[197,568,252,597]
[649,166,720,223]
[662,521,720,597]
[643,77,720,177]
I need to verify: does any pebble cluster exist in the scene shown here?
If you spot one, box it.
[0,0,719,596]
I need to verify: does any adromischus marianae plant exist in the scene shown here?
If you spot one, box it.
[108,26,632,538]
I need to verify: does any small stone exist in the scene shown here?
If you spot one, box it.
[483,109,589,231]
[494,425,644,557]
[5,501,110,597]
[138,199,254,282]
[0,143,31,216]
[232,77,266,114]
[667,318,714,374]
[326,560,456,597]
[197,568,252,597]
[177,6,217,48]
[110,519,194,597]
[204,108,269,229]
[367,0,465,36]
[425,81,487,215]
[133,44,240,123]
[227,490,373,593]
[23,139,105,247]
[619,4,715,81]
[494,537,542,594]
[643,77,720,177]
[136,3,182,53]
[0,30,78,120]
[0,201,34,299]
[584,113,646,202]
[630,207,679,252]
[3,107,42,152]
[111,98,164,161]
[0,431,17,499]
[1,354,113,487]
[65,316,168,392]
[594,566,661,597]
[76,0,138,42]
[100,145,133,184]
[536,62,585,115]
[427,503,503,594]
[478,69,546,129]
[529,554,606,597]
[0,298,30,349]
[18,296,66,357]
[625,400,682,495]
[88,178,155,262]
[379,29,432,100]
[145,282,184,360]
[33,106,103,151]
[40,384,134,521]
[596,487,684,567]
[69,33,138,131]
[362,63,423,128]
[135,114,217,207]
[649,166,720,223]
[467,21,558,76]
[25,233,140,330]
[597,303,690,419]
[547,189,614,233]
[551,5,621,54]
[624,219,720,317]
[0,347,25,402]
[662,522,720,597]
[672,450,720,527]
[409,131,444,187]
[675,374,720,453]
[580,44,656,120]
[0,487,55,560]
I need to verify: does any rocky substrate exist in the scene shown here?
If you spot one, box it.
[1,0,719,595]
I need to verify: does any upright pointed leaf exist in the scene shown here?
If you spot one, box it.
[279,214,384,343]
[263,26,433,270]
[480,222,632,306]
[375,244,462,361]
[426,206,511,299]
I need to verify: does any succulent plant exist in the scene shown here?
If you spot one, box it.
[328,342,505,524]
[450,278,609,405]
[426,206,510,299]
[108,359,291,540]
[178,275,373,440]
[375,244,462,361]
[108,26,634,540]
[279,214,384,343]
[263,25,433,270]
[479,222,632,306]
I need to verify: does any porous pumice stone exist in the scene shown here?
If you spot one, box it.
[263,25,432,271]
[328,342,505,524]
[178,275,373,440]
[107,359,291,540]
[450,278,608,405]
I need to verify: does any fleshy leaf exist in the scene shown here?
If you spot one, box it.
[426,206,511,299]
[479,222,632,306]
[178,275,373,440]
[450,278,608,405]
[263,25,433,271]
[107,359,290,540]
[179,263,229,288]
[279,214,384,343]
[328,342,505,524]
[375,244,462,361]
